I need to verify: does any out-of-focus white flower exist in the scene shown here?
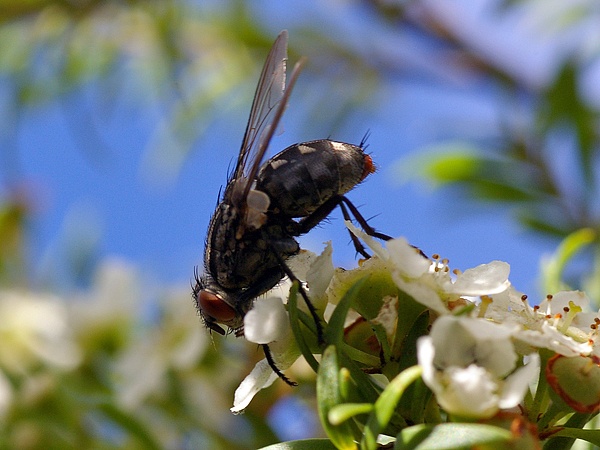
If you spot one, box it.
[0,290,81,373]
[114,285,209,409]
[69,258,141,352]
[418,315,539,419]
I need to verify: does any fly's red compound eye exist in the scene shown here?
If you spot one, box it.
[197,290,237,323]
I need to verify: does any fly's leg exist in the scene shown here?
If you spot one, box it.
[339,196,392,241]
[340,197,427,258]
[262,344,297,386]
[293,195,392,258]
[269,245,324,344]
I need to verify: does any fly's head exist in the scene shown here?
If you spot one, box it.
[192,268,244,336]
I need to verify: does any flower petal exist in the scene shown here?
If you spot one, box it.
[393,275,449,315]
[446,261,511,296]
[306,241,334,305]
[387,238,431,278]
[244,297,288,344]
[498,353,540,409]
[231,359,278,414]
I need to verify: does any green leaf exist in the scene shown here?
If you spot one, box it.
[361,366,423,450]
[542,62,597,186]
[288,281,320,373]
[329,403,374,425]
[387,292,429,375]
[259,439,338,450]
[543,425,600,447]
[325,277,368,346]
[318,346,359,450]
[542,412,597,449]
[396,145,482,185]
[394,423,513,450]
[98,402,162,450]
[540,228,596,293]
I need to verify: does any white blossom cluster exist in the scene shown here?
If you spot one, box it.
[233,222,600,416]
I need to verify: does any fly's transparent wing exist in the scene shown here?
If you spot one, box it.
[227,30,304,206]
[231,31,288,184]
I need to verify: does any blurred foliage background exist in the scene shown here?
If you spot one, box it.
[1,0,600,448]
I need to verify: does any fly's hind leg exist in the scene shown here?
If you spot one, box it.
[262,344,297,387]
[293,194,392,259]
[268,244,324,345]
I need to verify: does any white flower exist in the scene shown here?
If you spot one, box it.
[482,289,597,357]
[441,261,511,296]
[514,322,593,357]
[345,222,511,314]
[418,315,539,419]
[537,291,599,333]
[231,359,279,414]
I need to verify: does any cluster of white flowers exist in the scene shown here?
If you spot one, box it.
[0,259,214,428]
[232,222,600,416]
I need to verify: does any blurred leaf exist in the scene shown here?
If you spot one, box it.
[540,228,596,293]
[394,423,513,450]
[98,402,163,450]
[542,413,598,450]
[517,209,575,237]
[400,146,481,185]
[398,143,550,203]
[260,439,338,449]
[0,196,27,282]
[540,63,598,185]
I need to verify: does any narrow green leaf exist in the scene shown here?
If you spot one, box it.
[395,423,513,450]
[543,425,600,447]
[542,413,597,450]
[396,145,481,185]
[329,403,374,425]
[318,346,358,450]
[288,281,320,373]
[361,366,422,450]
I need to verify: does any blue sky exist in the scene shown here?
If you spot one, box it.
[3,0,582,300]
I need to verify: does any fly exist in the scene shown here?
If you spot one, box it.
[193,30,390,385]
